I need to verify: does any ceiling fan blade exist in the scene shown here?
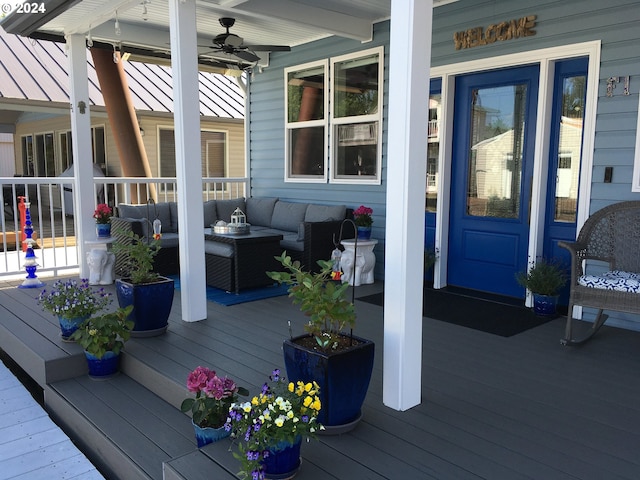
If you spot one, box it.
[234,50,260,62]
[243,45,291,52]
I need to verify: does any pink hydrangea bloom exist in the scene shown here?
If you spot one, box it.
[186,366,213,392]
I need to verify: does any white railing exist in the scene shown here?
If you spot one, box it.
[0,176,248,280]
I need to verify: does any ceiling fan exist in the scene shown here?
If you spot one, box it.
[200,17,291,64]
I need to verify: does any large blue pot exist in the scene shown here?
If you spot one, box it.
[283,333,374,434]
[115,276,174,337]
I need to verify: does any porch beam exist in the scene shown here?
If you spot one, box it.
[169,0,207,322]
[383,0,432,410]
[66,33,94,280]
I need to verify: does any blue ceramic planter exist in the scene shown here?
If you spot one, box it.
[85,350,119,378]
[58,314,89,341]
[96,223,111,238]
[283,333,374,434]
[261,436,302,479]
[356,226,371,240]
[192,420,230,448]
[115,277,174,337]
[532,294,559,316]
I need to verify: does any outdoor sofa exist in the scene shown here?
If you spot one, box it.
[112,197,351,289]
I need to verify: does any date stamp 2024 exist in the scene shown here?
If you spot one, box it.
[2,3,46,14]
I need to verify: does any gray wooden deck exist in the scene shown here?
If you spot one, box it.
[1,275,640,480]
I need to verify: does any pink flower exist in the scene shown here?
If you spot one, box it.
[186,366,213,393]
[93,204,112,224]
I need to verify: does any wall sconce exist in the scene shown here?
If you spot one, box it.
[139,127,145,137]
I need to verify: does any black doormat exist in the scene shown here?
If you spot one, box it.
[357,287,558,337]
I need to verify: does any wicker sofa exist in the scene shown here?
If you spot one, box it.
[112,197,351,285]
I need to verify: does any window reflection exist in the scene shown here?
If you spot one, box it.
[466,84,527,219]
[554,75,585,223]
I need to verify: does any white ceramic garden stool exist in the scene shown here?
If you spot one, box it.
[340,239,378,286]
[85,237,115,285]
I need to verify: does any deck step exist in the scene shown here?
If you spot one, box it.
[163,443,238,480]
[45,372,201,480]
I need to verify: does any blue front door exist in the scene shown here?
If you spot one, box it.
[448,65,540,297]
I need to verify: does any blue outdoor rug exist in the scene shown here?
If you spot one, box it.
[170,276,289,306]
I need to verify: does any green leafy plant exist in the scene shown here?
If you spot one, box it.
[180,366,249,428]
[515,257,568,296]
[37,278,111,317]
[267,252,356,351]
[225,369,322,480]
[70,305,134,359]
[111,228,161,284]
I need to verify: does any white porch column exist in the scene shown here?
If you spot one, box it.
[67,34,94,280]
[383,0,432,410]
[169,0,207,321]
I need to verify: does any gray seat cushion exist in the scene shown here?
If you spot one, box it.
[304,204,346,222]
[246,197,278,227]
[271,201,308,233]
[280,233,304,252]
[216,198,246,223]
[158,232,179,249]
[204,240,235,258]
[203,200,217,227]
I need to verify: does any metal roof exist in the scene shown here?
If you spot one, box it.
[0,27,245,119]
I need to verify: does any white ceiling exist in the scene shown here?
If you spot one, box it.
[2,0,456,68]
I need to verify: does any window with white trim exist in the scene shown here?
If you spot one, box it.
[158,127,227,191]
[284,47,384,184]
[330,48,383,184]
[284,60,328,182]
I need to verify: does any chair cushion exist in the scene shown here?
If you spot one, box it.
[203,200,217,227]
[578,270,640,293]
[216,198,246,223]
[246,197,278,227]
[154,202,174,233]
[204,241,235,258]
[304,204,346,222]
[168,202,179,232]
[280,233,304,252]
[271,201,308,232]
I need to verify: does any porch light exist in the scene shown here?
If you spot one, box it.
[230,207,246,225]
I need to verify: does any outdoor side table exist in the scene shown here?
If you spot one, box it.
[340,239,378,286]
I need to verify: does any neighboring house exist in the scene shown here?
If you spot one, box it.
[0,28,245,184]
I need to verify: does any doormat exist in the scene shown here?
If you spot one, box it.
[357,287,558,337]
[171,276,289,306]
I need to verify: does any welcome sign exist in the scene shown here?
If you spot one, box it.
[454,15,537,50]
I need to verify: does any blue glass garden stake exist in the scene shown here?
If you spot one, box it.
[19,201,44,289]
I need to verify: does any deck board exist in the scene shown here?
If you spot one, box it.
[3,275,640,479]
[0,358,103,480]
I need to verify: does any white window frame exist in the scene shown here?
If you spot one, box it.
[330,46,384,185]
[284,59,329,183]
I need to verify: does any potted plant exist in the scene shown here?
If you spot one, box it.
[112,229,174,337]
[353,205,373,240]
[37,278,112,341]
[267,252,375,434]
[70,305,134,378]
[225,368,323,480]
[93,203,113,238]
[180,366,249,447]
[516,257,568,316]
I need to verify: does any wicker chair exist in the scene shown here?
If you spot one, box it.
[559,201,640,346]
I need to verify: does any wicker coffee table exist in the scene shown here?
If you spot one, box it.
[204,229,283,293]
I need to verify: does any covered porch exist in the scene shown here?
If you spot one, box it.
[1,274,639,479]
